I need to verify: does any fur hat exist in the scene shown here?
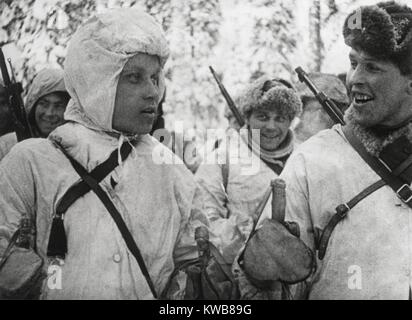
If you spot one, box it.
[236,76,302,121]
[343,1,412,73]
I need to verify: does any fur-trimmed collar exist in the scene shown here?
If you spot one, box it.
[347,120,412,157]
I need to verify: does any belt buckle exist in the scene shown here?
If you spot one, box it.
[396,184,412,203]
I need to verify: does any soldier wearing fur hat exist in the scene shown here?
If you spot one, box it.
[195,76,302,268]
[239,1,412,299]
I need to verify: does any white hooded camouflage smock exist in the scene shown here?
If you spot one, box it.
[0,9,207,299]
[279,125,412,300]
[195,128,294,264]
[0,68,66,161]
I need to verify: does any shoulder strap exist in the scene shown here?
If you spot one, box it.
[47,142,132,259]
[317,179,385,259]
[0,229,20,270]
[55,142,132,215]
[317,126,412,260]
[57,146,158,299]
[343,125,412,208]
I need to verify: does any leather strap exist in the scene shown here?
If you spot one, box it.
[317,126,412,260]
[0,229,20,270]
[317,179,385,260]
[393,154,412,177]
[58,146,158,299]
[55,142,132,216]
[343,126,412,208]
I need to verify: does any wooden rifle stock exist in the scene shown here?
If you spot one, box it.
[271,179,286,222]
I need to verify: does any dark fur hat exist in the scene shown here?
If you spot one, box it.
[236,76,302,121]
[343,1,412,73]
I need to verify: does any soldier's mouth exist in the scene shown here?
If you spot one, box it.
[141,106,156,115]
[262,133,279,139]
[352,92,374,105]
[40,119,59,127]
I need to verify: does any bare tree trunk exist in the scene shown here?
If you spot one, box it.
[309,0,323,72]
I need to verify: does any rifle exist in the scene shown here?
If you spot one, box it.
[0,47,33,141]
[209,66,245,128]
[295,67,345,125]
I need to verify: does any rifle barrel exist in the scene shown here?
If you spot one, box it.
[209,66,245,128]
[0,48,11,85]
[0,46,33,141]
[295,67,345,125]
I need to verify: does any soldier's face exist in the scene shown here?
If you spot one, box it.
[248,108,292,151]
[112,53,161,135]
[34,92,69,137]
[346,48,412,127]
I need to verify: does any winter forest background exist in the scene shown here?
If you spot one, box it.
[0,0,409,139]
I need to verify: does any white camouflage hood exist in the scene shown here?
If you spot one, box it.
[63,8,169,133]
[25,68,67,115]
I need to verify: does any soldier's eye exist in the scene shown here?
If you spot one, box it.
[127,73,141,83]
[37,100,49,108]
[366,63,381,72]
[275,116,288,123]
[151,74,159,86]
[256,114,268,121]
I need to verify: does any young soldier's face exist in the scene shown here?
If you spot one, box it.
[346,48,412,127]
[248,108,291,151]
[112,53,161,135]
[34,92,69,137]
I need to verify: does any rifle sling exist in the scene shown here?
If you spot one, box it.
[343,125,412,207]
[317,180,385,260]
[55,143,158,299]
[55,142,132,215]
[317,125,412,260]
